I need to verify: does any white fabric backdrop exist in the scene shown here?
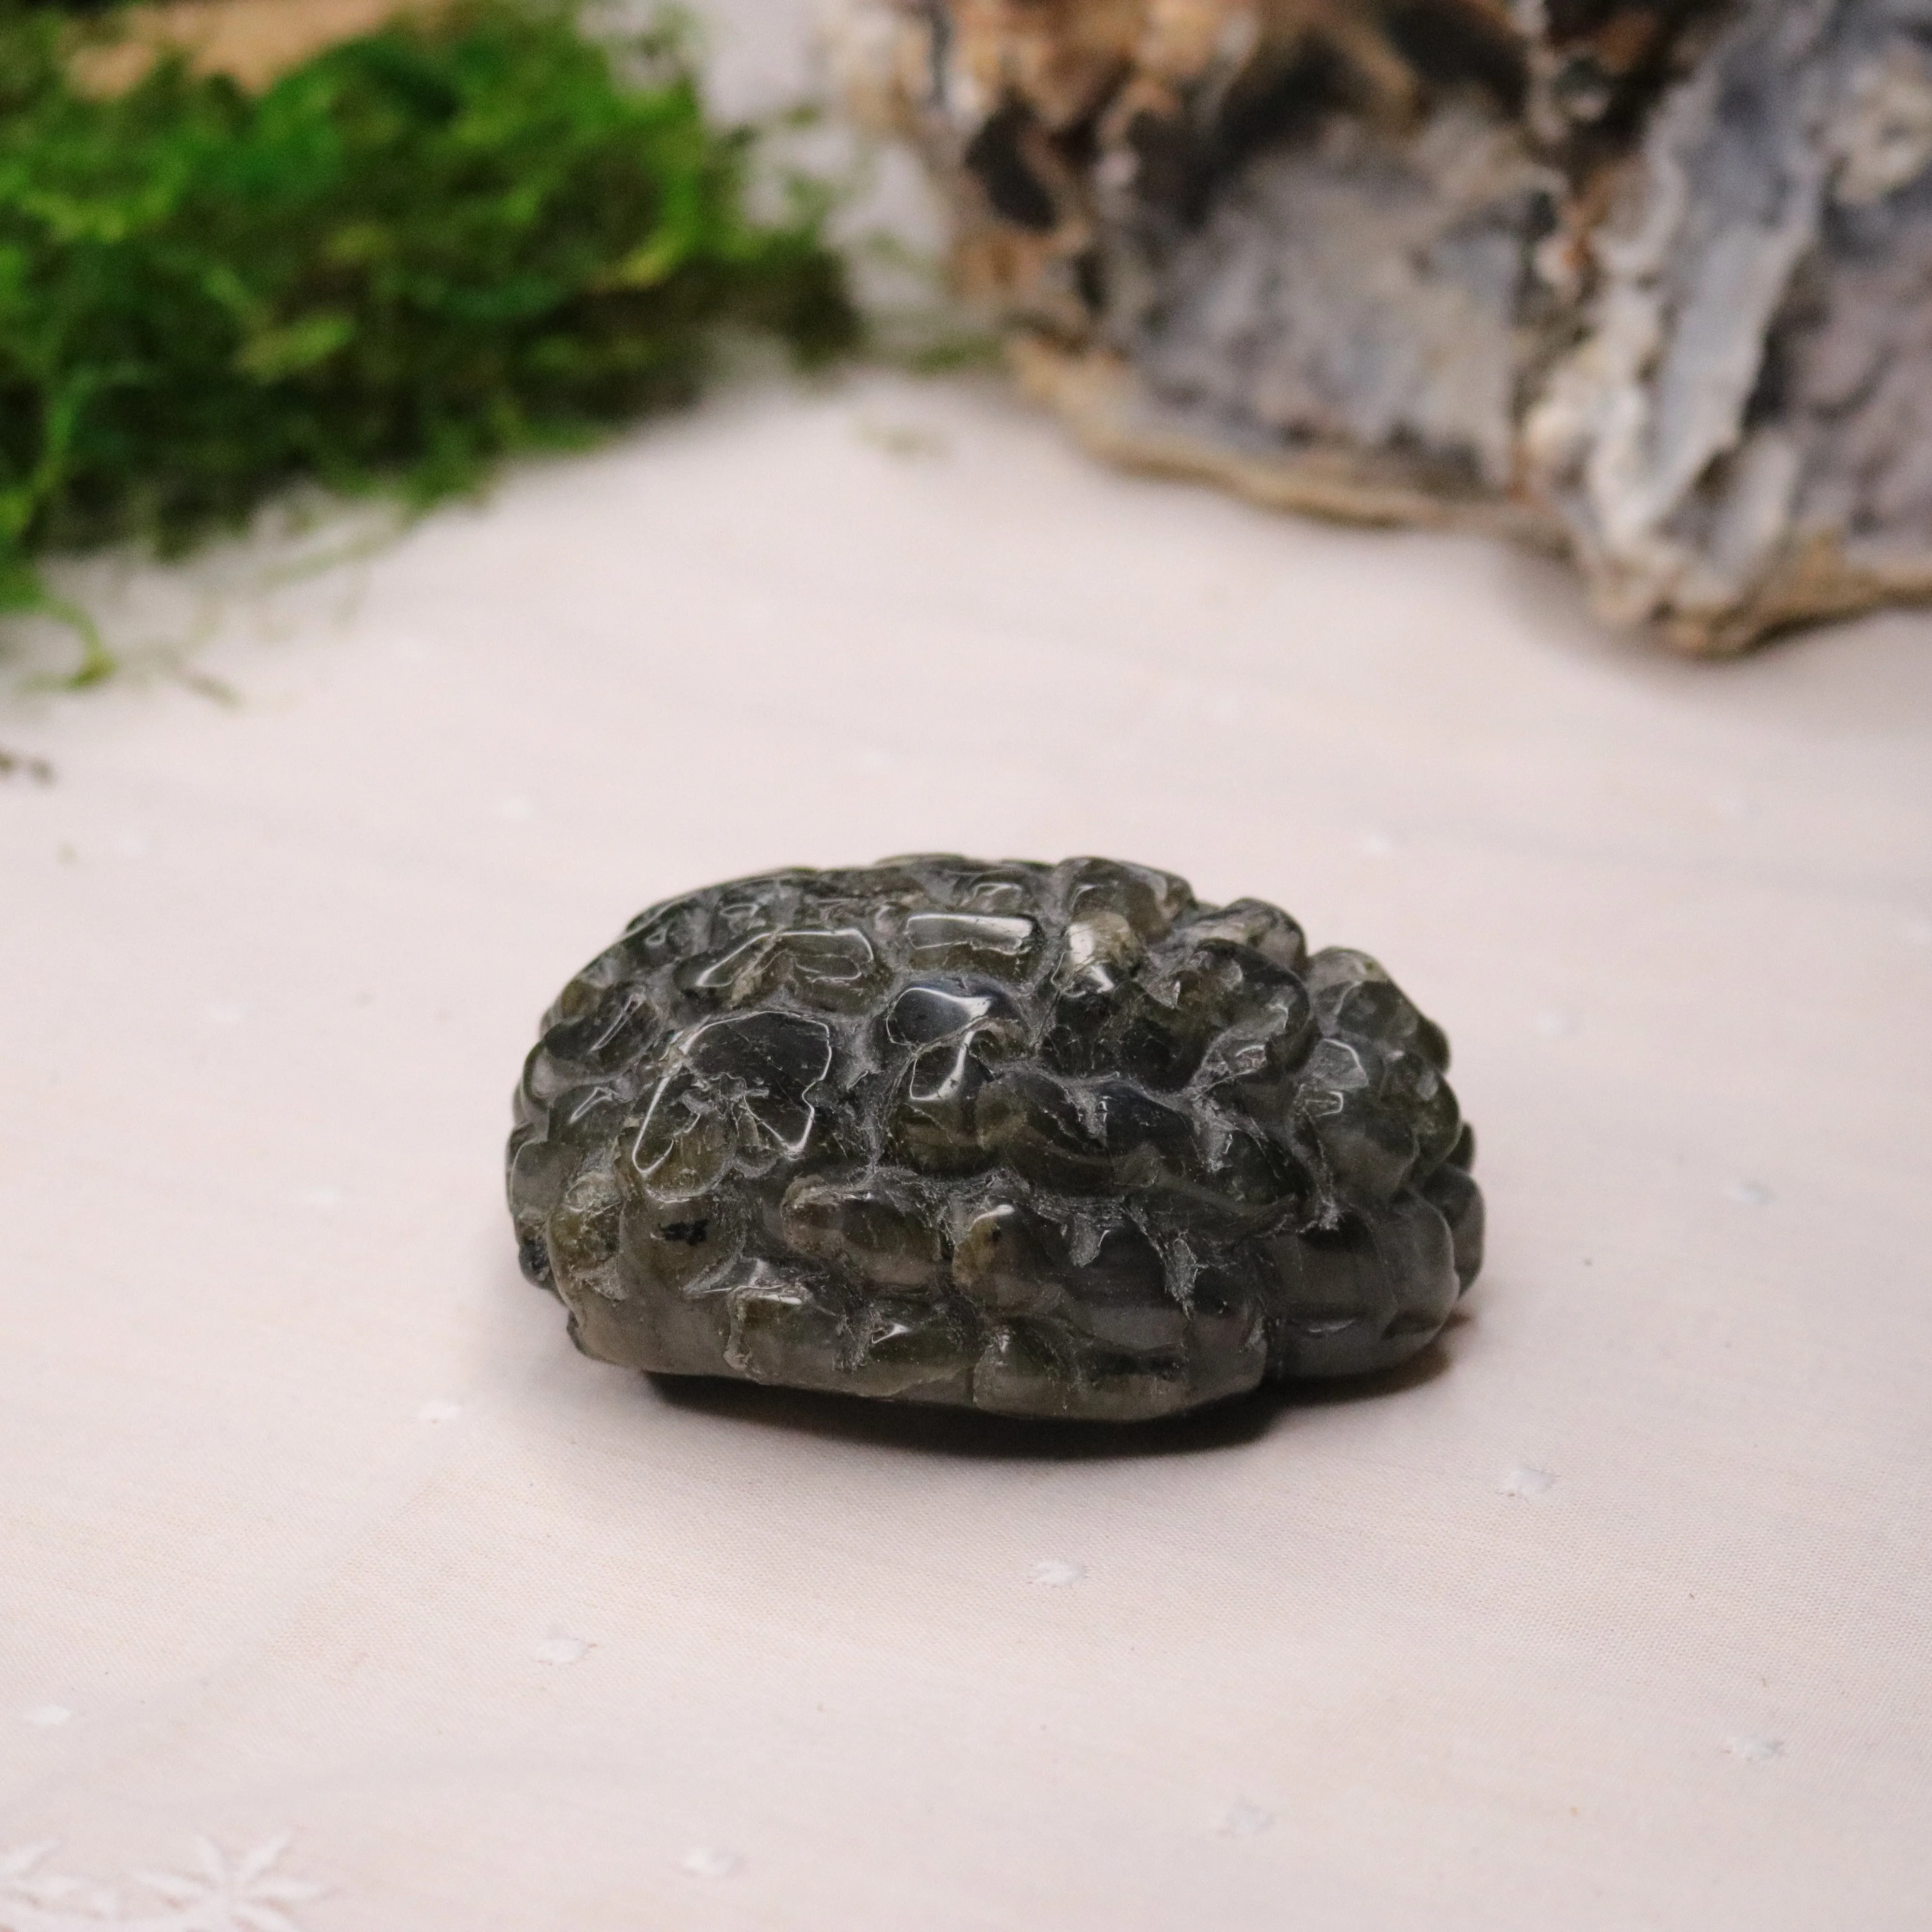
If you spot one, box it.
[1,13,1929,1915]
[5,364,1929,1932]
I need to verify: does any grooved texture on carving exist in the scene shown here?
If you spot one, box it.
[508,857,1482,1421]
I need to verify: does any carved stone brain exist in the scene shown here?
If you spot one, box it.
[507,856,1482,1421]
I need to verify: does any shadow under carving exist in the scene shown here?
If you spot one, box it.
[641,1314,1463,1463]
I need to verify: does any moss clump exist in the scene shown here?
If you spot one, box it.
[0,0,856,678]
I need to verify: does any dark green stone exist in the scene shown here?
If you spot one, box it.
[508,856,1483,1421]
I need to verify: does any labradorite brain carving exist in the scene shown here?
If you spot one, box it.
[507,857,1482,1421]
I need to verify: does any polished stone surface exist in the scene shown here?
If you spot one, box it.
[509,856,1482,1418]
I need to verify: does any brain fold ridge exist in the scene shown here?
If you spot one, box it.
[508,856,1483,1420]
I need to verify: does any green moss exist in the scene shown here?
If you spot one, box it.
[0,0,856,679]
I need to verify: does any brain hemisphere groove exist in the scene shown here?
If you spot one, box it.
[508,856,1483,1420]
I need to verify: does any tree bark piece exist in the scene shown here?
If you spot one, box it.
[829,0,1932,651]
[73,0,445,95]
